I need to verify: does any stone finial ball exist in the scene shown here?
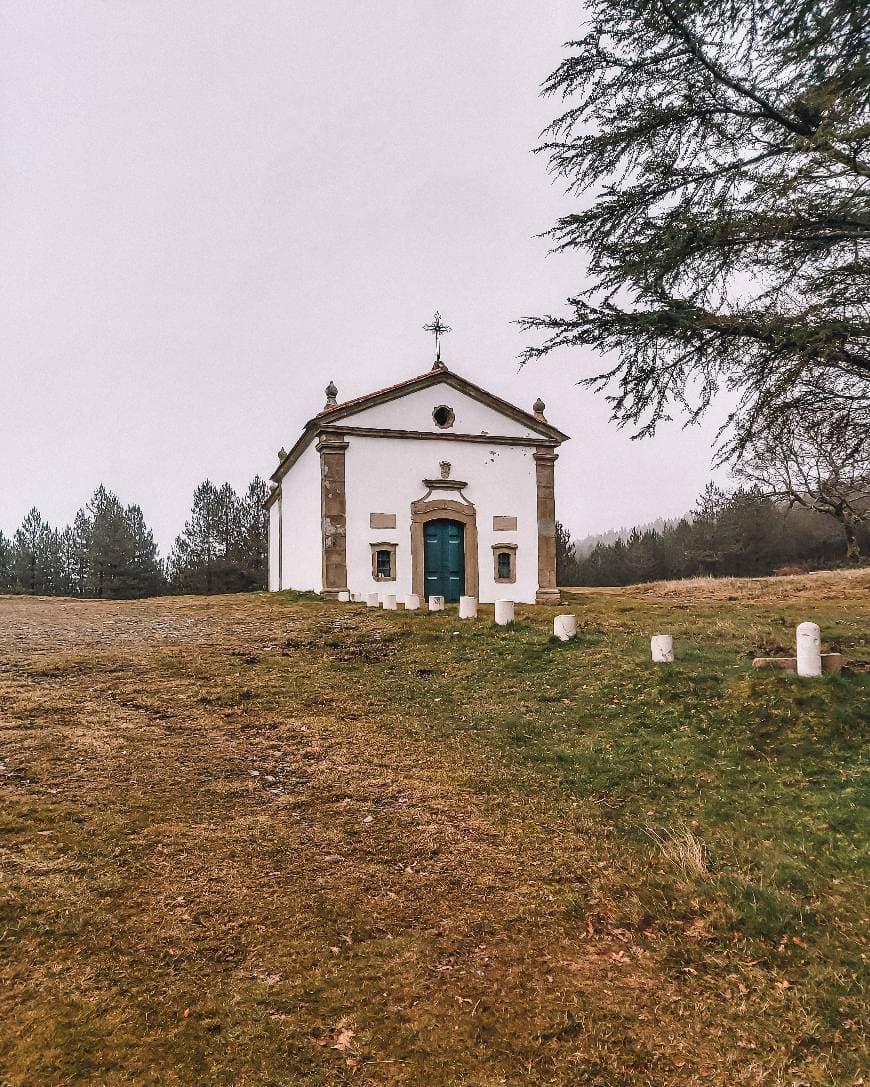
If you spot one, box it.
[533,397,546,415]
[325,380,338,400]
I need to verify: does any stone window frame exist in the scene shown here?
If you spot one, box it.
[432,404,455,429]
[492,542,518,584]
[370,541,398,582]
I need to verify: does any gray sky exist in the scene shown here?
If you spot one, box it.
[1,1,729,553]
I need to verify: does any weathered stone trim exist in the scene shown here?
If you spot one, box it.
[327,425,560,447]
[370,541,398,581]
[492,542,518,584]
[410,497,479,600]
[317,434,349,600]
[370,512,396,529]
[534,449,560,605]
[422,477,469,490]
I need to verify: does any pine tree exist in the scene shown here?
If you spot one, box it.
[522,0,870,459]
[169,477,269,594]
[69,509,93,596]
[42,528,66,595]
[13,508,52,595]
[0,530,14,592]
[87,486,132,598]
[56,526,78,597]
[239,476,270,590]
[555,520,580,585]
[169,481,221,594]
[121,504,166,597]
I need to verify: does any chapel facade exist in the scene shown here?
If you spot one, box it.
[265,360,568,604]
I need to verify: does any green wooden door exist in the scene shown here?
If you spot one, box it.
[423,519,465,602]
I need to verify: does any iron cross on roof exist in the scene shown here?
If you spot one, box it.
[423,311,451,366]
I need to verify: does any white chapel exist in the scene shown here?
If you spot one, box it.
[265,346,568,605]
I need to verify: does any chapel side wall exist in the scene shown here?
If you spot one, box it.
[343,435,540,603]
[268,501,280,591]
[273,442,324,593]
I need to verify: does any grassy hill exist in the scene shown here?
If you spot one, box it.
[1,571,867,1085]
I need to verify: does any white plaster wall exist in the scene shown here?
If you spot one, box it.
[343,434,541,603]
[268,498,281,591]
[337,381,545,440]
[269,441,323,592]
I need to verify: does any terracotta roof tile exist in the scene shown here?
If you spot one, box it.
[316,364,446,417]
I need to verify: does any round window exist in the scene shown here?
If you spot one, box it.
[432,404,455,429]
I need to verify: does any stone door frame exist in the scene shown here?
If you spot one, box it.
[411,498,479,600]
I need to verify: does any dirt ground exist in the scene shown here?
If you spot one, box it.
[1,585,867,1086]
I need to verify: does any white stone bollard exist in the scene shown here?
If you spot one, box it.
[404,594,420,611]
[494,599,515,626]
[337,590,351,603]
[428,595,445,612]
[651,634,674,662]
[796,622,822,677]
[554,614,577,642]
[381,593,397,611]
[366,593,379,608]
[459,595,478,620]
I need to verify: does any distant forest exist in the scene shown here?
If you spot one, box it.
[0,478,268,599]
[2,478,867,598]
[557,485,870,587]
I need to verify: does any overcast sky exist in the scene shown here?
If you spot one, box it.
[1,1,730,552]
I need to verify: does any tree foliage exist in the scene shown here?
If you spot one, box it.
[555,520,581,584]
[1,477,269,599]
[522,0,870,457]
[167,477,269,594]
[2,489,166,599]
[564,484,869,585]
[735,416,870,559]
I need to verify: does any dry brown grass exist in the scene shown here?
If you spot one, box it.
[643,823,709,882]
[563,566,870,605]
[0,584,867,1085]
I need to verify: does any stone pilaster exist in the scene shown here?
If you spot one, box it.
[317,434,349,600]
[534,448,560,605]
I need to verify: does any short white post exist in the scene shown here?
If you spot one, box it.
[651,634,674,662]
[494,599,515,626]
[404,594,420,611]
[381,593,397,611]
[554,614,577,642]
[796,622,822,677]
[459,595,478,620]
[428,595,445,612]
[337,590,350,603]
[366,593,379,608]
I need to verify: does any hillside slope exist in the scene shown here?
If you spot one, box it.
[1,574,867,1085]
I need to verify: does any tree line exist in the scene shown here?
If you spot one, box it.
[0,478,269,598]
[557,485,870,588]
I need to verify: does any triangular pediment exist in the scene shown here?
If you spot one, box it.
[317,367,568,442]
